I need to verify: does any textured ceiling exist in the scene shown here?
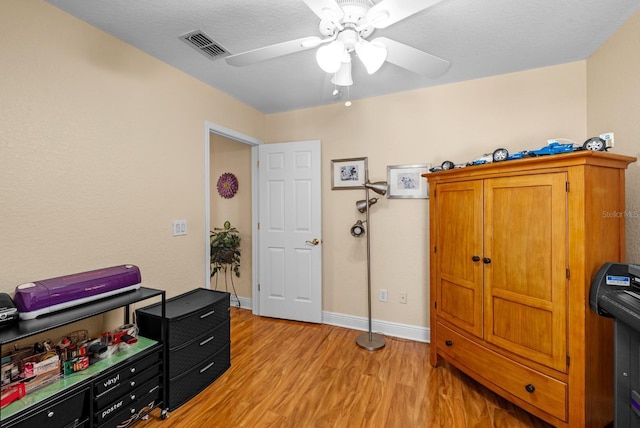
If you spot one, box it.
[45,0,640,114]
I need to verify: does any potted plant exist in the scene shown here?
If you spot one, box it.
[210,220,241,278]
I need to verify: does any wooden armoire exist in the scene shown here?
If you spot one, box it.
[425,151,636,427]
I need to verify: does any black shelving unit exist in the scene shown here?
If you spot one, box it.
[0,287,167,427]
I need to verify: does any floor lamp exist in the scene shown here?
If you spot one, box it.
[351,174,388,351]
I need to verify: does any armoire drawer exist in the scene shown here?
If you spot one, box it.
[436,322,567,421]
[169,318,230,379]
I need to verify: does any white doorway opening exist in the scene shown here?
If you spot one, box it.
[204,121,262,314]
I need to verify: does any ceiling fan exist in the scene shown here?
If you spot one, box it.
[225,0,450,86]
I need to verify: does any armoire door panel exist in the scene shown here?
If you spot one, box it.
[483,173,567,372]
[435,180,483,338]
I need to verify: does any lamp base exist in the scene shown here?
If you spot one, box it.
[356,332,386,351]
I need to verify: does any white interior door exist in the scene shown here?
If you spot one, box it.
[258,140,322,323]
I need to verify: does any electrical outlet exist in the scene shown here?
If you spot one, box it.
[600,132,615,148]
[399,291,407,304]
[379,289,388,302]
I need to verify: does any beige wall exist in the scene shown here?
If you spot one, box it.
[587,10,640,262]
[2,0,639,334]
[210,135,252,298]
[266,62,588,327]
[0,0,264,302]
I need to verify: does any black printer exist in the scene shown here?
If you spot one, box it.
[590,262,640,427]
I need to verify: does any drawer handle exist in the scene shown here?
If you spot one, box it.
[200,362,215,373]
[130,381,136,387]
[525,384,535,393]
[200,310,215,319]
[47,411,55,418]
[445,340,453,347]
[149,385,160,394]
[200,336,215,346]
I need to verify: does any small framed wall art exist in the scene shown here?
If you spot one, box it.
[387,164,431,199]
[331,157,368,190]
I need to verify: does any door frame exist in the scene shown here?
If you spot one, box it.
[204,121,262,315]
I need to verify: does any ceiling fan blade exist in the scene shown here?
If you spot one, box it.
[374,37,450,78]
[226,37,322,67]
[366,0,442,29]
[302,0,344,21]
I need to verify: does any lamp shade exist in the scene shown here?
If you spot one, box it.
[355,40,387,74]
[331,57,353,86]
[356,197,379,213]
[365,181,388,196]
[351,220,366,237]
[316,41,344,73]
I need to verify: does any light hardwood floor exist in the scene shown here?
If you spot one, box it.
[138,307,552,428]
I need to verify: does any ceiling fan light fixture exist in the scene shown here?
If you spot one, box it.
[316,40,344,73]
[330,56,353,87]
[356,40,387,74]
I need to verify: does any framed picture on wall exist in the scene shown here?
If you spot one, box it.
[387,164,431,199]
[331,157,368,189]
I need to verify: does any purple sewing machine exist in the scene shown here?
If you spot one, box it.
[14,265,141,320]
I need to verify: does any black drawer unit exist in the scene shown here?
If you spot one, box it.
[136,288,230,412]
[4,386,90,428]
[0,287,167,428]
[169,343,230,410]
[92,346,163,427]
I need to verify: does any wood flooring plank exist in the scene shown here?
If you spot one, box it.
[136,308,553,428]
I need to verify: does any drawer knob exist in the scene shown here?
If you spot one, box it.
[472,256,480,262]
[525,384,535,393]
[47,411,55,418]
[483,257,492,264]
[445,340,453,347]
[130,367,136,373]
[130,394,136,400]
[130,381,136,387]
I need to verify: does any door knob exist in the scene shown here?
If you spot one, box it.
[472,256,480,262]
[305,238,320,246]
[483,257,492,264]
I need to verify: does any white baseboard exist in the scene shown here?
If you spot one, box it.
[321,311,431,343]
[233,296,430,343]
[231,294,251,310]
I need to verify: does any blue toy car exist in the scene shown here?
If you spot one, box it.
[527,141,576,156]
[506,150,529,160]
[528,138,606,157]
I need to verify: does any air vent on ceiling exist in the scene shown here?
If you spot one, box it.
[179,30,229,60]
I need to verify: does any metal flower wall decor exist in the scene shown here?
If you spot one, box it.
[217,172,238,199]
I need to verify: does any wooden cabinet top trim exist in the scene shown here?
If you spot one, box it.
[423,151,636,184]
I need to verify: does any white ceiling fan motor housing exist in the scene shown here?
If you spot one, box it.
[319,0,375,39]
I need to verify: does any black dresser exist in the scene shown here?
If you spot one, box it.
[135,288,230,412]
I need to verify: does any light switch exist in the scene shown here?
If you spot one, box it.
[173,220,187,236]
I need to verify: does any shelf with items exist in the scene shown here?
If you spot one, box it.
[0,286,166,427]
